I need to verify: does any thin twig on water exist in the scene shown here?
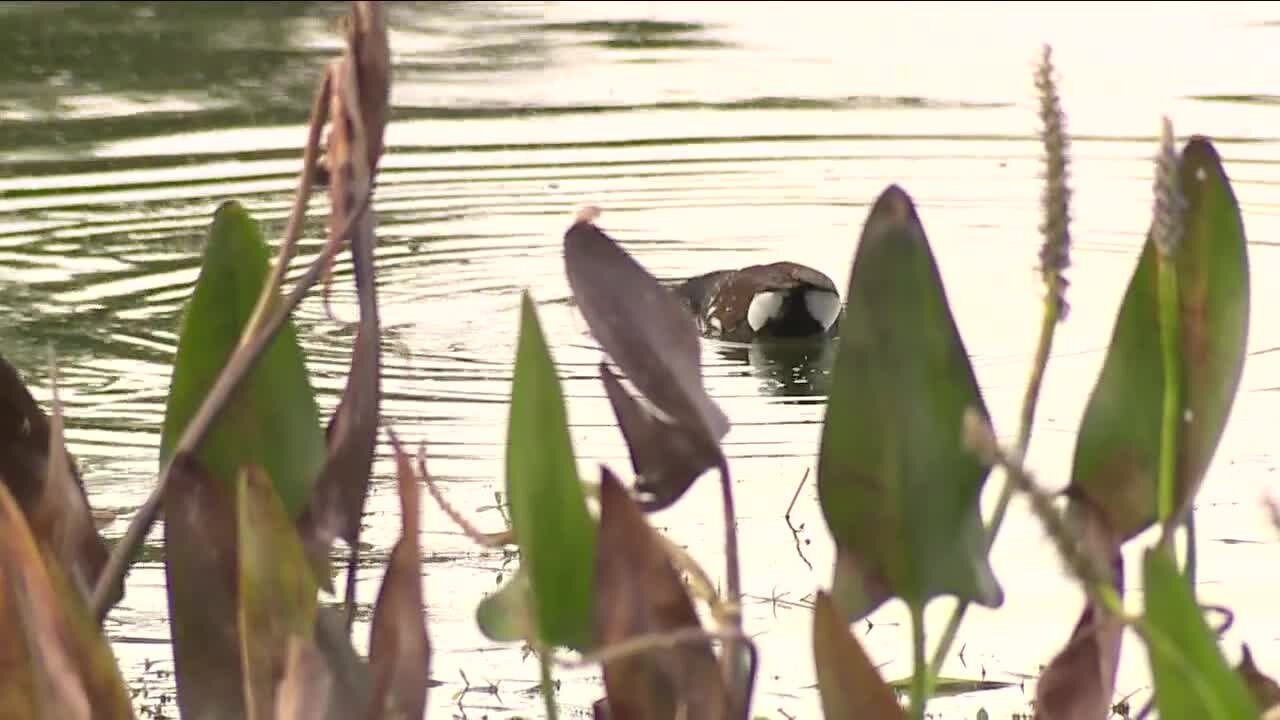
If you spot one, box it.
[784,468,812,571]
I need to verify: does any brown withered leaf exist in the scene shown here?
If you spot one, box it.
[0,353,115,607]
[1034,503,1125,720]
[366,431,431,720]
[598,362,720,512]
[346,0,391,173]
[298,0,388,619]
[162,452,244,720]
[1238,644,1280,713]
[36,355,97,600]
[593,465,729,720]
[564,218,729,511]
[811,591,904,720]
[0,481,133,720]
[274,635,334,720]
[313,606,373,717]
[320,0,389,297]
[296,316,380,598]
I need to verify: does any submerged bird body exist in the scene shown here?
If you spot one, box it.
[672,261,843,343]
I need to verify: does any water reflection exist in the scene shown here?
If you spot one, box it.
[0,0,561,153]
[714,337,837,398]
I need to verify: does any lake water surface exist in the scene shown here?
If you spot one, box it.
[4,2,1280,718]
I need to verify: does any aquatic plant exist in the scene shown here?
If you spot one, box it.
[0,5,1275,720]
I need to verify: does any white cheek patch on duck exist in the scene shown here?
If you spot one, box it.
[804,289,842,330]
[747,290,786,331]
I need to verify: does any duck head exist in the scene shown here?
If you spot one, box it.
[674,261,843,343]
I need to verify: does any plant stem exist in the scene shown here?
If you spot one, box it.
[963,409,1131,623]
[539,649,559,720]
[928,275,1063,680]
[716,456,749,717]
[89,197,370,623]
[1156,255,1182,531]
[240,70,331,347]
[1184,509,1197,595]
[910,601,928,720]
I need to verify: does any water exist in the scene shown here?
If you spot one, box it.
[4,1,1280,717]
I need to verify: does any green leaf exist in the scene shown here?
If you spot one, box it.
[236,465,318,720]
[817,185,1002,620]
[160,200,326,518]
[1142,547,1258,720]
[483,292,597,652]
[476,569,534,645]
[1069,137,1250,540]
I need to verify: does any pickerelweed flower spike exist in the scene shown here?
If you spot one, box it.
[1152,116,1185,258]
[1035,44,1072,321]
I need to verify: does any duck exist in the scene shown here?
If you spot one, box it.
[671,261,843,343]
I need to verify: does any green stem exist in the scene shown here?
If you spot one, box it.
[1184,509,1197,596]
[1156,254,1182,530]
[539,648,559,720]
[928,282,1062,680]
[910,602,928,720]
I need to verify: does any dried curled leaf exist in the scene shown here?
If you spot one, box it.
[598,362,720,511]
[299,0,389,603]
[366,431,431,720]
[1033,505,1125,720]
[274,636,333,720]
[1237,645,1280,714]
[162,453,243,720]
[0,481,133,720]
[564,217,728,511]
[0,354,114,607]
[594,465,729,720]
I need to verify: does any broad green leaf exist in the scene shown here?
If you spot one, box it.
[236,465,318,720]
[1069,137,1250,540]
[817,185,1002,620]
[475,568,533,644]
[0,481,133,720]
[482,292,596,652]
[812,591,905,719]
[160,200,326,518]
[1143,547,1258,720]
